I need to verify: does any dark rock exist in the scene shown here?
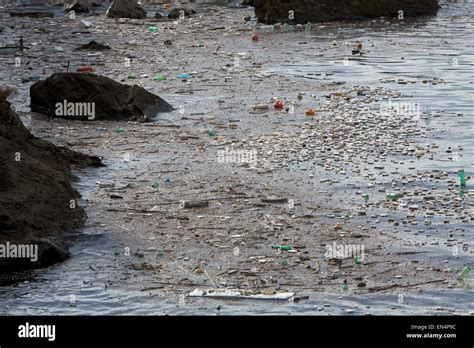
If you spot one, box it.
[254,0,439,24]
[30,73,174,122]
[154,12,162,19]
[76,40,111,51]
[0,91,102,273]
[64,0,92,13]
[106,0,146,19]
[168,7,196,19]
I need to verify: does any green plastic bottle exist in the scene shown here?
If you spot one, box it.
[272,245,292,251]
[457,266,472,281]
[387,193,400,201]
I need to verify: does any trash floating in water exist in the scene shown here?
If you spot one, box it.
[459,169,467,188]
[304,108,316,116]
[457,266,472,281]
[153,74,166,81]
[207,130,217,137]
[151,180,159,189]
[177,73,191,79]
[187,288,294,301]
[0,47,19,55]
[274,100,284,110]
[148,26,159,32]
[362,193,369,201]
[180,200,209,209]
[272,245,292,251]
[163,177,171,183]
[252,103,269,111]
[21,75,41,83]
[76,66,94,73]
[127,75,136,80]
[113,127,125,133]
[387,192,400,201]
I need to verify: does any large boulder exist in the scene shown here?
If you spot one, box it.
[254,0,439,24]
[30,73,174,122]
[0,91,102,274]
[106,0,146,19]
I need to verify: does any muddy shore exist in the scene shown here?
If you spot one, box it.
[0,1,472,311]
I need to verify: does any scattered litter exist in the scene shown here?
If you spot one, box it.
[177,73,192,79]
[153,74,166,81]
[272,245,292,251]
[180,200,209,209]
[274,100,284,110]
[252,104,269,111]
[261,197,288,203]
[76,66,94,73]
[457,266,471,281]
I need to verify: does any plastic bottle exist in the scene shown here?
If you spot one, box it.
[387,193,400,201]
[272,245,292,251]
[459,169,466,187]
[274,100,284,110]
[177,73,191,79]
[258,25,274,32]
[457,266,472,281]
[153,74,166,81]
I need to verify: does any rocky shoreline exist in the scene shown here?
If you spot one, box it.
[0,91,102,272]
